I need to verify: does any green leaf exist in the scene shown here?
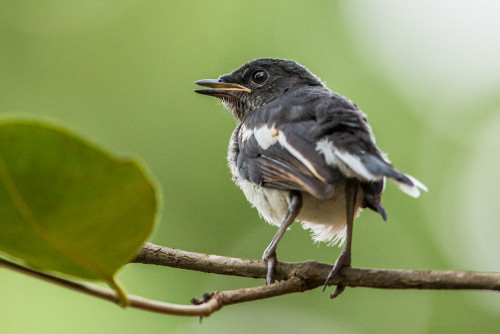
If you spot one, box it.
[0,119,159,298]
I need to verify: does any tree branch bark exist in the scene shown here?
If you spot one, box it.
[133,242,500,292]
[3,242,499,318]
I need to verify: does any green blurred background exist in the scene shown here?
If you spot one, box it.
[1,1,499,333]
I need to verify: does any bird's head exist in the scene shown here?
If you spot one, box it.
[195,58,324,120]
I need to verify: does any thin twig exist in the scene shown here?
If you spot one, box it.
[0,258,220,316]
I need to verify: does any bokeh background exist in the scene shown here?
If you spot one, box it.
[1,1,499,333]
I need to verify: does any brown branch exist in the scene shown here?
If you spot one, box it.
[133,242,500,292]
[3,242,499,318]
[0,257,221,316]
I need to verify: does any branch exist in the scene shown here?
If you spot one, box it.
[133,242,500,292]
[3,242,499,318]
[0,257,220,316]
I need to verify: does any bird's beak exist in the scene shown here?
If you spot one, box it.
[194,79,251,98]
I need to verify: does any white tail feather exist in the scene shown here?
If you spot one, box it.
[406,174,428,192]
[392,174,427,198]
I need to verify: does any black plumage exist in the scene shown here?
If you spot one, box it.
[195,58,426,297]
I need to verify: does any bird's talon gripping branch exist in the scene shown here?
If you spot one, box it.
[265,254,277,285]
[322,247,352,296]
[323,261,351,292]
[324,264,350,298]
[330,285,346,299]
[191,292,214,305]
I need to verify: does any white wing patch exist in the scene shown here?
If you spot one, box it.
[315,139,427,197]
[250,127,328,183]
[334,150,380,181]
[239,125,254,145]
[253,125,279,150]
[315,138,379,181]
[278,133,327,182]
[315,139,338,166]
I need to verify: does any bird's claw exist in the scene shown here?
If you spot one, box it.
[263,251,277,285]
[330,284,346,299]
[323,251,351,298]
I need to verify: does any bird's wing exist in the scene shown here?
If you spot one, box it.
[237,89,427,202]
[308,105,427,198]
[237,124,336,199]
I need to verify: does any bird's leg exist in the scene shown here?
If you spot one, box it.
[262,191,302,284]
[323,179,359,298]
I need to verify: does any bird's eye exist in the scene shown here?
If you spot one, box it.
[251,70,268,85]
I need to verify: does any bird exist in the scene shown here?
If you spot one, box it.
[194,58,427,298]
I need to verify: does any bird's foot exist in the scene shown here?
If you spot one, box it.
[190,292,214,305]
[262,250,277,285]
[323,251,351,299]
[330,284,346,299]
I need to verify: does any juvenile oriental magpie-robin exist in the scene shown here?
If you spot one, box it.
[194,58,427,298]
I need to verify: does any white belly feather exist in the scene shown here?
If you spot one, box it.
[235,177,363,246]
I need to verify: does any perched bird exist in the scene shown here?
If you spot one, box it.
[194,58,427,298]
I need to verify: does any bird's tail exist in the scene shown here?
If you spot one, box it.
[360,154,428,198]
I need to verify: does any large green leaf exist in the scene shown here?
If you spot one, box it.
[0,119,159,292]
